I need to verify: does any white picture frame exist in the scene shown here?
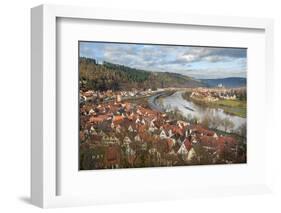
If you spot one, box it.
[31,4,274,208]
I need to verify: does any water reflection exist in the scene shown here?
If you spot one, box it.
[159,91,246,131]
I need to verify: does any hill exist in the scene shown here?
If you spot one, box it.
[200,77,246,88]
[79,57,204,91]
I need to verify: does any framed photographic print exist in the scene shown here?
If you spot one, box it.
[31,4,274,208]
[78,41,247,170]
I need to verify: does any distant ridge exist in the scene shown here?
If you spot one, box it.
[200,77,246,88]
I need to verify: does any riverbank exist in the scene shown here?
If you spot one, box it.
[147,90,176,113]
[132,90,246,140]
[182,91,247,118]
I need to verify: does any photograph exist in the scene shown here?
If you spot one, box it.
[79,41,247,170]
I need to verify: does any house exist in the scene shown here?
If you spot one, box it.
[109,136,120,144]
[89,135,102,145]
[148,126,156,133]
[102,134,110,143]
[90,126,97,135]
[172,127,184,137]
[148,147,157,155]
[148,148,161,165]
[127,112,135,121]
[183,138,192,151]
[115,124,121,133]
[89,108,95,115]
[89,114,109,124]
[168,129,174,138]
[113,115,124,124]
[213,132,218,138]
[99,130,106,137]
[187,147,197,162]
[105,145,120,169]
[137,124,146,134]
[165,149,178,166]
[166,138,175,151]
[123,136,132,145]
[88,147,106,169]
[185,128,192,138]
[135,117,141,124]
[148,120,157,133]
[177,120,188,129]
[136,109,143,115]
[199,135,218,151]
[177,138,183,146]
[177,138,191,158]
[124,145,136,166]
[218,136,238,153]
[134,134,141,142]
[128,125,134,132]
[140,142,147,151]
[191,137,198,144]
[84,90,94,97]
[116,94,122,102]
[160,130,168,139]
[177,143,188,155]
[204,130,216,137]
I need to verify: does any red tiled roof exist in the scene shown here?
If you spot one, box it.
[218,136,237,146]
[138,106,157,116]
[113,115,124,122]
[191,125,215,136]
[172,127,184,136]
[89,115,109,123]
[166,138,175,150]
[183,138,192,151]
[106,146,120,163]
[137,125,146,133]
[199,135,218,147]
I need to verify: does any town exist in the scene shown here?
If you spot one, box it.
[182,86,247,118]
[189,87,246,102]
[79,88,246,170]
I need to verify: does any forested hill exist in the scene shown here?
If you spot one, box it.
[79,57,204,91]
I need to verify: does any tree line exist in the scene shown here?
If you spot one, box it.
[79,57,203,91]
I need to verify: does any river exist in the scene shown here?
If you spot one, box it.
[150,90,246,131]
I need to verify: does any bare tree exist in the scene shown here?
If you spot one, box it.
[238,122,247,137]
[201,112,222,130]
[221,117,235,132]
[201,113,212,128]
[210,115,222,130]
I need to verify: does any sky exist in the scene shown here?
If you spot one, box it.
[79,41,247,79]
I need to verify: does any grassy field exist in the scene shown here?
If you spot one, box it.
[214,99,247,118]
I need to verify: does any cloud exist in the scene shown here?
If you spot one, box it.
[79,42,247,79]
[180,47,246,63]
